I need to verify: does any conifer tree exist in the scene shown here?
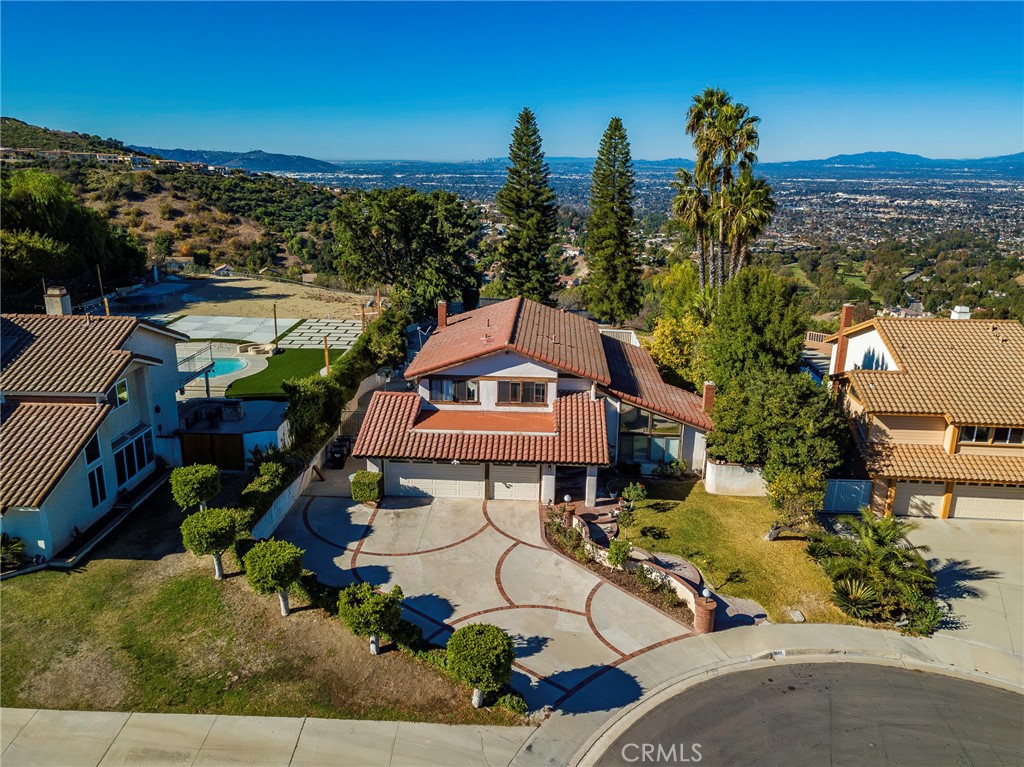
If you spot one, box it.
[585,117,641,323]
[495,108,559,304]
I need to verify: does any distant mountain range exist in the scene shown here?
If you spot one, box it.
[762,151,1023,172]
[128,145,341,173]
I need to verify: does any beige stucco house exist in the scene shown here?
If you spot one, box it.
[828,305,1024,521]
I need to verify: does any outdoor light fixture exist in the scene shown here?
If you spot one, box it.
[563,494,571,504]
[451,459,460,465]
[702,588,711,598]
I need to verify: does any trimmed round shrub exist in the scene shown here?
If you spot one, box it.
[351,470,383,504]
[446,624,515,694]
[243,539,305,616]
[180,506,237,579]
[337,582,405,654]
[170,464,221,512]
[607,539,632,569]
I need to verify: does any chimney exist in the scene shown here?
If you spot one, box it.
[44,286,73,316]
[832,303,855,378]
[437,300,447,329]
[702,381,716,414]
[950,305,971,320]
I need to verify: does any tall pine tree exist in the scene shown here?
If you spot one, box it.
[585,117,641,324]
[495,108,559,304]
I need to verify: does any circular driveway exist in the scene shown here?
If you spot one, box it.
[595,662,1024,766]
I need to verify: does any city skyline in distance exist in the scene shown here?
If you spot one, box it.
[2,1,1022,163]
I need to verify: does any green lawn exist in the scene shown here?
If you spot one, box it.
[0,485,519,724]
[621,479,852,624]
[226,349,346,398]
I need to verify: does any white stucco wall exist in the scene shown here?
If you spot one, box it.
[830,328,896,375]
[419,353,559,413]
[123,326,185,447]
[704,461,767,496]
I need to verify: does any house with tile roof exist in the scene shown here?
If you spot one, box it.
[1,291,190,558]
[353,298,714,507]
[827,304,1024,521]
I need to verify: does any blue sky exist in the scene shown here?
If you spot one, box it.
[2,2,1022,161]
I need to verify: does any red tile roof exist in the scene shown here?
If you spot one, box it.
[405,298,611,384]
[602,335,713,430]
[1,314,186,395]
[856,436,1024,484]
[0,401,111,511]
[353,391,610,465]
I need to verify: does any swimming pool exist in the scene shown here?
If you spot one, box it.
[208,357,248,378]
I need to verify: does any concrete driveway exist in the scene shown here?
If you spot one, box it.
[908,519,1023,656]
[276,495,693,710]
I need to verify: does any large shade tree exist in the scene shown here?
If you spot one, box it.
[332,186,479,318]
[585,117,641,324]
[495,108,559,304]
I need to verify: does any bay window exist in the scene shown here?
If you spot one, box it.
[618,404,682,463]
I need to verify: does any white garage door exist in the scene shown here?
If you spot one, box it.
[892,481,946,517]
[385,461,485,498]
[489,464,539,501]
[950,485,1024,521]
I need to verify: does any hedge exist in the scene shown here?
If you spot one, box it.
[351,470,383,504]
[234,460,293,534]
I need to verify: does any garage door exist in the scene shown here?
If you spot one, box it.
[950,485,1024,521]
[892,481,946,517]
[489,464,539,501]
[385,461,485,498]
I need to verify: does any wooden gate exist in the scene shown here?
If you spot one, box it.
[180,433,245,471]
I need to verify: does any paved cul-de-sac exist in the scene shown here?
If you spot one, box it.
[276,496,693,710]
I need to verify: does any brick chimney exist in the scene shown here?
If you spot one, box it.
[702,381,716,414]
[437,300,448,329]
[44,286,73,316]
[832,303,855,378]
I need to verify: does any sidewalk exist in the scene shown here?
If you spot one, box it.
[0,709,534,767]
[6,624,1020,767]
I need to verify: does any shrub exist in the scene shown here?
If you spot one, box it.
[291,569,341,614]
[607,539,633,569]
[496,692,529,716]
[831,578,879,620]
[351,470,383,504]
[633,566,660,593]
[902,592,944,637]
[180,507,237,580]
[169,464,221,512]
[621,482,647,508]
[446,624,516,707]
[243,540,305,616]
[337,582,405,654]
[1,533,26,569]
[237,461,292,532]
[390,618,424,651]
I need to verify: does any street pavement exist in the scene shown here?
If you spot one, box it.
[591,662,1024,767]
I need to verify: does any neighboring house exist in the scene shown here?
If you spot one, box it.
[353,298,713,507]
[828,304,1024,521]
[0,289,188,558]
[179,398,291,471]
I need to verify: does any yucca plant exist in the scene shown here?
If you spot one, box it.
[832,578,880,619]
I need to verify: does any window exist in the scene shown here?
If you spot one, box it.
[429,378,478,403]
[84,434,101,466]
[618,404,682,463]
[961,425,1023,444]
[497,380,547,404]
[109,380,129,409]
[112,426,154,488]
[88,465,107,508]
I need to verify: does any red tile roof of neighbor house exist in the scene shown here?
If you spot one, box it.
[0,314,187,395]
[601,335,713,431]
[405,297,612,385]
[0,401,111,511]
[831,318,1024,426]
[353,391,610,465]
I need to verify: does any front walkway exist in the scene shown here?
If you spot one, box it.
[275,496,693,711]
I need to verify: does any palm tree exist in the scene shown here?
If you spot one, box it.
[685,88,730,289]
[707,102,760,287]
[723,171,776,278]
[671,168,711,290]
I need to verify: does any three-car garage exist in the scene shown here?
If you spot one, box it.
[383,460,540,501]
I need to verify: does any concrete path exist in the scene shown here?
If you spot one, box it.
[0,709,533,767]
[275,496,694,711]
[908,519,1023,656]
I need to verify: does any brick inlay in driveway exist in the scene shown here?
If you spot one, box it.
[275,491,695,710]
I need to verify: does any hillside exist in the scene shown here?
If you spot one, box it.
[0,117,137,155]
[130,146,340,173]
